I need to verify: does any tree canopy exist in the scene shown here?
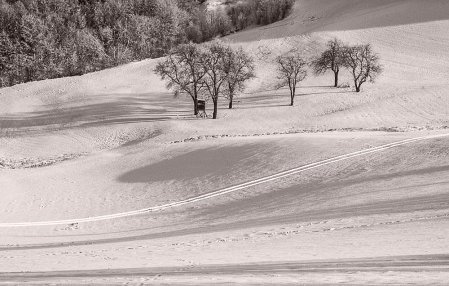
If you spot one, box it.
[221,46,255,109]
[154,42,207,115]
[276,53,307,106]
[343,44,382,92]
[311,38,346,87]
[0,0,294,88]
[155,40,255,119]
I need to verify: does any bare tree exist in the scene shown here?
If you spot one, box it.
[154,43,206,115]
[201,40,229,119]
[276,53,307,106]
[311,38,345,87]
[222,46,255,109]
[343,44,382,92]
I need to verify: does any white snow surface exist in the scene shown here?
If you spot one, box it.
[1,0,449,284]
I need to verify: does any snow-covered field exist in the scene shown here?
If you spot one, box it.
[1,0,449,284]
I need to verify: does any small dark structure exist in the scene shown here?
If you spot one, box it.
[197,100,207,118]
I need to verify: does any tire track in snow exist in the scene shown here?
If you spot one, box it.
[1,133,449,227]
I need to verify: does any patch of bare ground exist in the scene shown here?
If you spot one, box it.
[169,125,449,143]
[0,153,88,169]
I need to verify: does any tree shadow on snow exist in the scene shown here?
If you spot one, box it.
[0,93,195,133]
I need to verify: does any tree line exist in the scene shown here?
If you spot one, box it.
[156,38,382,118]
[310,38,382,92]
[0,0,295,88]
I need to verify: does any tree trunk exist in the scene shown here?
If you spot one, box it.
[334,71,339,87]
[228,88,234,109]
[193,97,198,115]
[354,80,360,92]
[290,86,295,106]
[213,100,218,119]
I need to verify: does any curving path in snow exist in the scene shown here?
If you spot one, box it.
[2,132,448,228]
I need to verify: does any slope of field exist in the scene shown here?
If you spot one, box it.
[1,0,449,284]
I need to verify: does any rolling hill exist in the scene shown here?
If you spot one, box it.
[1,0,449,284]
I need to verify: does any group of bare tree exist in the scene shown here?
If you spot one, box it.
[155,40,255,119]
[311,38,382,92]
[156,38,382,118]
[277,38,382,106]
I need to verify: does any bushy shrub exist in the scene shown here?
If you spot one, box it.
[226,3,256,31]
[227,0,295,30]
[187,7,232,43]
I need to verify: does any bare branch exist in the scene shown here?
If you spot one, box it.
[276,52,307,106]
[310,38,345,87]
[154,43,207,115]
[342,44,382,92]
